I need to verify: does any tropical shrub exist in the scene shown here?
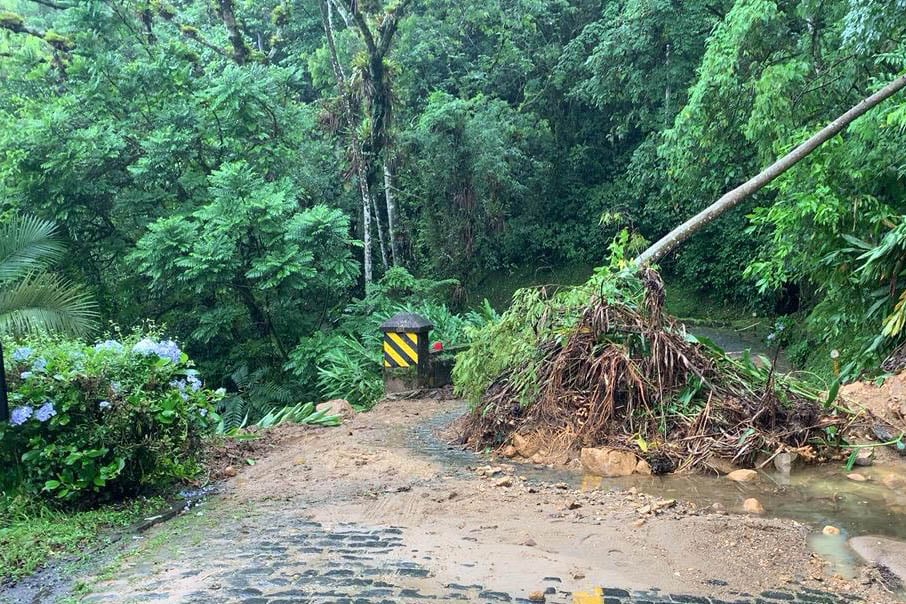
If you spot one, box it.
[285,268,497,410]
[0,332,222,503]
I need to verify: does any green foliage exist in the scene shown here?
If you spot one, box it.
[287,267,497,409]
[216,401,342,434]
[0,494,164,582]
[0,0,905,427]
[454,241,646,408]
[0,332,222,503]
[0,215,96,337]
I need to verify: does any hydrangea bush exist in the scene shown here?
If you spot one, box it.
[0,333,223,503]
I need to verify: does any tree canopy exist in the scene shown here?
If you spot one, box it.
[2,0,905,400]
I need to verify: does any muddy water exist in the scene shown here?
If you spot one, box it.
[580,465,906,578]
[415,406,906,580]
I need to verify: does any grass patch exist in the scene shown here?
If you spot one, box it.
[0,495,165,583]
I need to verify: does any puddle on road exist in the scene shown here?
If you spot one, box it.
[577,463,906,578]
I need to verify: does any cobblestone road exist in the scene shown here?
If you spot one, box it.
[81,501,864,604]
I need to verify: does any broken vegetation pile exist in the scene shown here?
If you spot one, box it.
[454,264,861,471]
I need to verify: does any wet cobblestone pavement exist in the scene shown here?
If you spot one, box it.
[60,400,897,604]
[80,505,865,604]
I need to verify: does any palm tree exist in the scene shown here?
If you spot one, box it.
[0,215,98,420]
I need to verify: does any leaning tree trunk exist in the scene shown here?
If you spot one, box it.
[635,72,906,267]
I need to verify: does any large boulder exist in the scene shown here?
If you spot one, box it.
[580,447,638,477]
[316,399,356,420]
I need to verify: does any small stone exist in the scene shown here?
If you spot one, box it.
[773,452,796,475]
[711,502,725,512]
[853,449,874,467]
[522,537,537,547]
[513,433,542,458]
[727,469,759,482]
[743,498,765,514]
[571,571,585,579]
[316,398,355,420]
[223,466,238,478]
[633,518,646,528]
[846,472,868,482]
[652,498,676,513]
[495,476,514,488]
[565,500,581,510]
[501,445,518,458]
[822,525,841,536]
[528,591,546,602]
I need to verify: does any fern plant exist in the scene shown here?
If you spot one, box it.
[216,364,307,431]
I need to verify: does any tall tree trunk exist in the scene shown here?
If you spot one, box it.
[320,0,374,283]
[362,188,373,284]
[384,163,399,265]
[371,192,389,269]
[219,0,248,64]
[635,72,906,267]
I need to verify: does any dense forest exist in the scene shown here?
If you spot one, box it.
[1,0,905,416]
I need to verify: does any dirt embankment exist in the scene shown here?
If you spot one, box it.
[212,398,901,603]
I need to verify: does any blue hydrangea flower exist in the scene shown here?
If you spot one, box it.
[99,400,112,410]
[35,401,56,422]
[199,408,208,417]
[111,381,122,394]
[32,357,48,372]
[94,340,124,353]
[170,379,186,391]
[9,406,33,426]
[186,375,202,391]
[20,371,32,380]
[155,340,182,364]
[12,347,33,362]
[132,338,157,356]
[132,338,182,364]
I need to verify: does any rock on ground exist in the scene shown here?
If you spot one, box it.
[743,498,765,514]
[727,469,759,482]
[580,447,638,477]
[317,398,356,420]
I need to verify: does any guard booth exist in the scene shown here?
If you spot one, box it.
[380,312,452,393]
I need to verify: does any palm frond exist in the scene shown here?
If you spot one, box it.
[0,272,98,336]
[0,215,66,285]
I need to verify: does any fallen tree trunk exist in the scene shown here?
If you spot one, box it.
[635,72,906,267]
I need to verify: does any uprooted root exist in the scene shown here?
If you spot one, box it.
[461,270,857,470]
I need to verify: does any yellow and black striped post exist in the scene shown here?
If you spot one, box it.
[380,313,433,392]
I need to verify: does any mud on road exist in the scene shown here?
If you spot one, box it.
[74,399,900,603]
